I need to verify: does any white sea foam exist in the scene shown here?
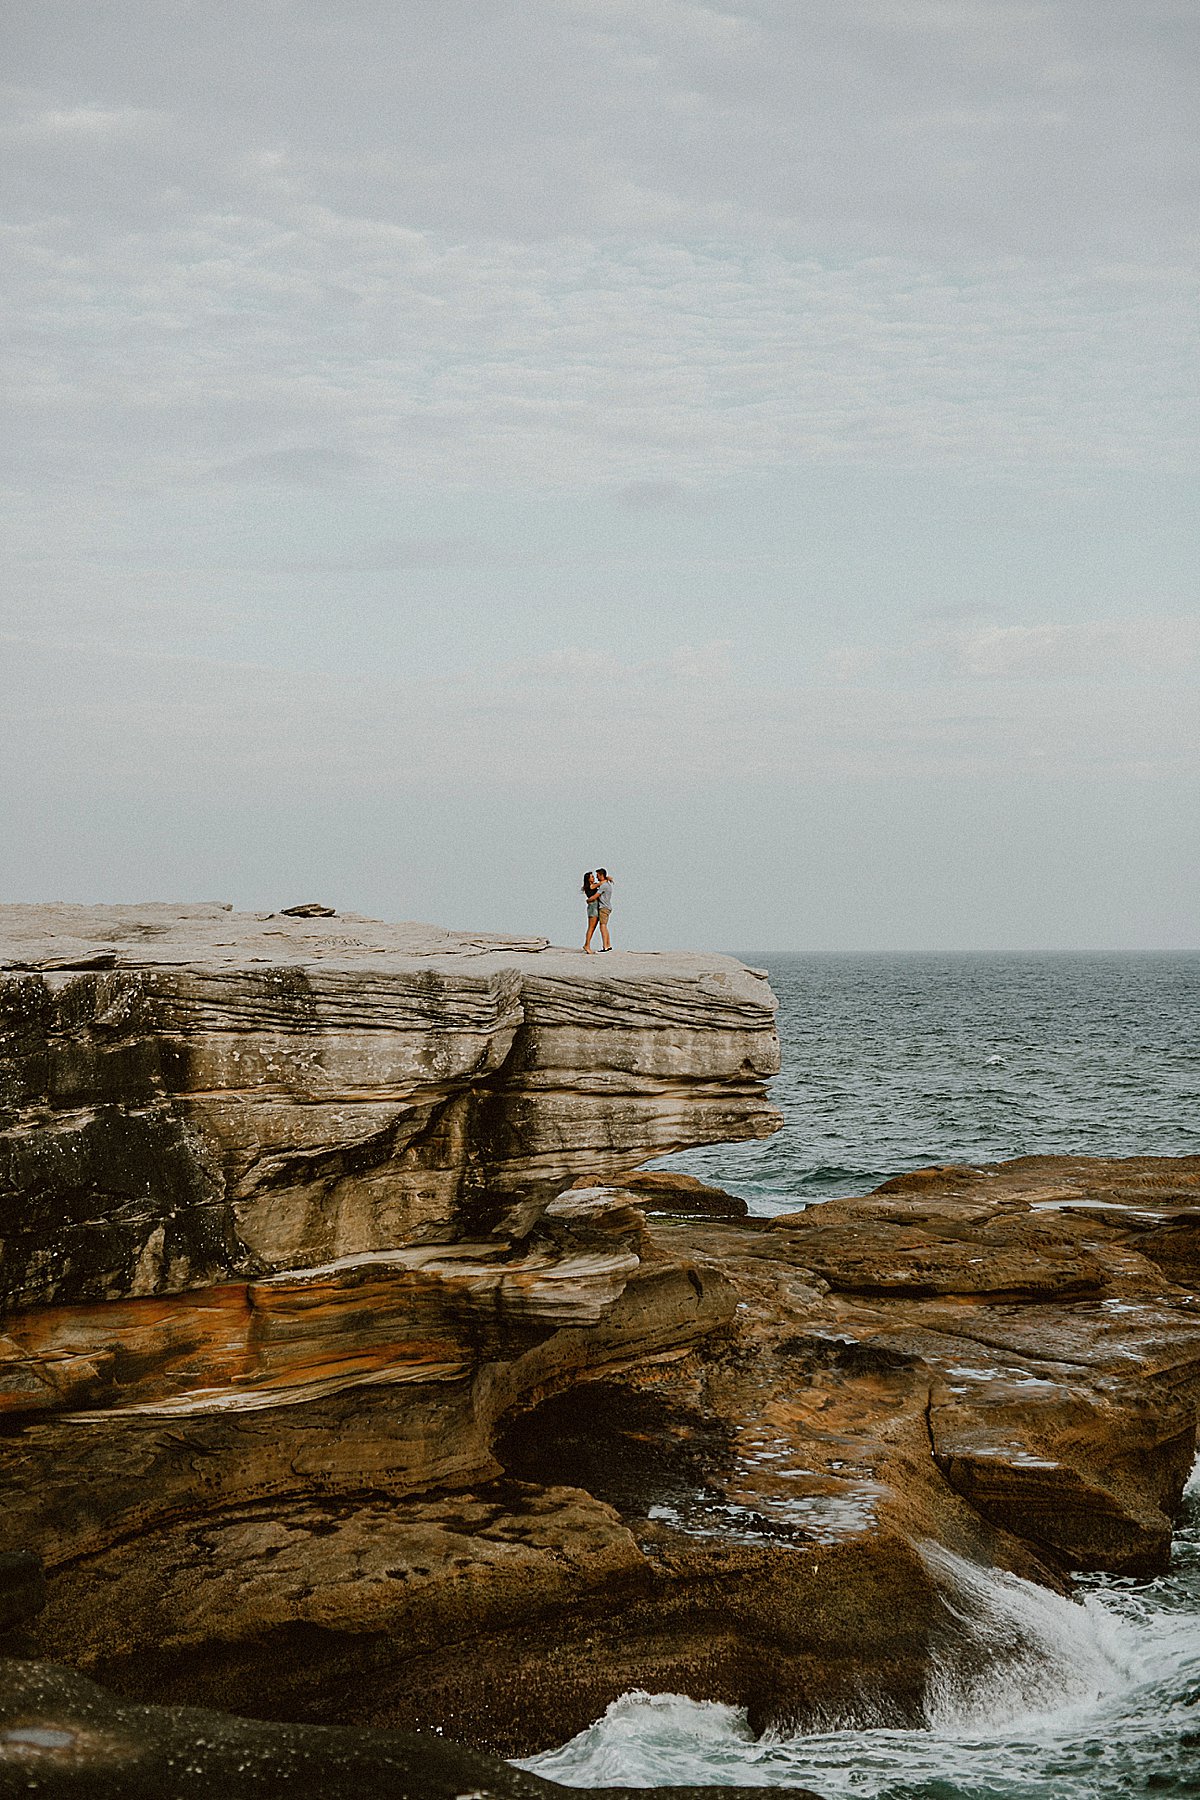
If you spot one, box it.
[920,1542,1138,1730]
[519,1462,1200,1796]
[517,1692,759,1789]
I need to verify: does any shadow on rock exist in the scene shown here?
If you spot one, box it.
[0,1658,825,1800]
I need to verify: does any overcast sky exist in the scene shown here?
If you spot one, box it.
[2,0,1197,950]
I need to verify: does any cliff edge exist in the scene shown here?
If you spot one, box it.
[0,902,790,1768]
[0,902,780,1309]
[4,909,1200,1791]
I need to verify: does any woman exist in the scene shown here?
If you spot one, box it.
[581,871,601,953]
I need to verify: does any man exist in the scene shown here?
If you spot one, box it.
[594,868,614,950]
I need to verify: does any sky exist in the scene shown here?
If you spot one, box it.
[2,0,1197,951]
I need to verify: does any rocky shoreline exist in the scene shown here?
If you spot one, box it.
[2,907,1199,1795]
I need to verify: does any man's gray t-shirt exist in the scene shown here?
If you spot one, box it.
[597,880,613,911]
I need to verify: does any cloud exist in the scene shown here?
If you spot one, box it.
[5,217,1197,494]
[1,2,1195,951]
[666,639,736,680]
[3,2,1197,255]
[4,625,1195,804]
[301,536,535,572]
[1,2,1196,499]
[505,646,631,683]
[825,645,884,682]
[203,446,375,485]
[498,638,736,688]
[556,0,753,45]
[920,615,1200,679]
[5,102,166,141]
[614,479,702,511]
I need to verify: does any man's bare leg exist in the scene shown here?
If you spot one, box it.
[598,910,612,950]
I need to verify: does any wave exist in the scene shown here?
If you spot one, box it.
[518,1468,1200,1796]
[794,1164,883,1187]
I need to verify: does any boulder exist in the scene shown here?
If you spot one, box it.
[0,1658,825,1800]
[584,1169,750,1219]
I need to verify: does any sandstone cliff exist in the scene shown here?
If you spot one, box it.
[3,908,1200,1793]
[0,903,780,1311]
[6,1151,1200,1788]
[0,904,787,1773]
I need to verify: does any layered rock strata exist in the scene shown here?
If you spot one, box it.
[0,903,780,1309]
[12,1150,1200,1763]
[3,908,1200,1779]
[0,905,785,1768]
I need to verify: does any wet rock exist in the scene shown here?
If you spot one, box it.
[2,907,1199,1769]
[745,1158,1200,1578]
[0,1658,826,1799]
[592,1170,750,1219]
[25,1158,1199,1750]
[0,1551,46,1635]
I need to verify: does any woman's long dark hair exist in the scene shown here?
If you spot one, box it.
[581,871,595,895]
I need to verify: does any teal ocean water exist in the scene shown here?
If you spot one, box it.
[662,953,1200,1216]
[524,953,1200,1798]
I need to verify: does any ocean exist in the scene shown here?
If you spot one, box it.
[523,952,1200,1798]
[660,952,1200,1216]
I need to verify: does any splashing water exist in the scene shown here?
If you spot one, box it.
[577,953,1200,1792]
[519,1467,1200,1797]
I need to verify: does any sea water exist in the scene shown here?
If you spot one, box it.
[521,953,1200,1797]
[523,1495,1200,1797]
[659,953,1200,1215]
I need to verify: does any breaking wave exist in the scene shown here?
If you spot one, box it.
[520,1466,1200,1797]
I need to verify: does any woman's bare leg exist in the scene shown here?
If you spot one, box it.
[584,916,598,952]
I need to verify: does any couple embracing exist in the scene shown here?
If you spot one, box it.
[581,869,614,953]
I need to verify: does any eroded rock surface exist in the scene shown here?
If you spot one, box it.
[0,905,785,1761]
[581,1169,750,1219]
[2,915,1199,1773]
[0,904,779,1310]
[0,1659,824,1800]
[10,1152,1200,1757]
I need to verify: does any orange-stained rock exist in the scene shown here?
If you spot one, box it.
[7,1155,1200,1755]
[0,1240,654,1422]
[3,912,1200,1775]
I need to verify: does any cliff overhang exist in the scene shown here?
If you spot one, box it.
[0,903,781,1311]
[4,908,1200,1795]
